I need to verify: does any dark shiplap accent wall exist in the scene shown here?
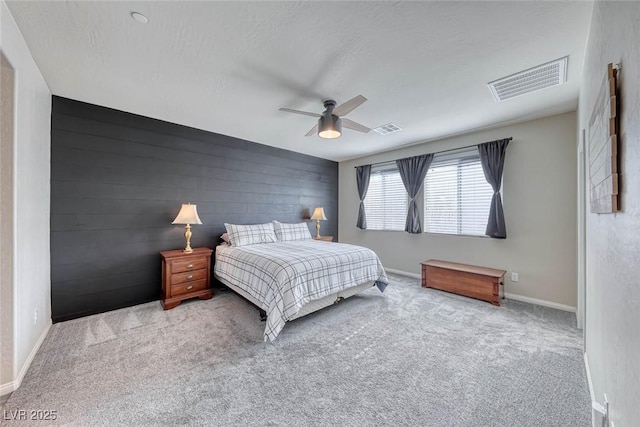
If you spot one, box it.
[51,96,338,322]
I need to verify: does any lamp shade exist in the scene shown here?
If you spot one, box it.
[172,203,203,225]
[310,207,327,221]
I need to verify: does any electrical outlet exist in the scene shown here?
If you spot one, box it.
[34,308,38,324]
[511,272,519,282]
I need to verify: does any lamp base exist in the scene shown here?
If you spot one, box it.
[183,224,193,253]
[315,219,321,239]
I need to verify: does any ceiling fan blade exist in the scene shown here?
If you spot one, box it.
[279,108,322,118]
[305,124,318,137]
[342,118,371,133]
[333,95,367,117]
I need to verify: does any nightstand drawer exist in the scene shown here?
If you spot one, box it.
[171,256,208,273]
[171,279,208,296]
[170,268,208,285]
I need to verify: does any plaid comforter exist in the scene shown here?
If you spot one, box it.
[214,240,388,342]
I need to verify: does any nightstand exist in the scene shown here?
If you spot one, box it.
[160,247,213,310]
[314,236,334,242]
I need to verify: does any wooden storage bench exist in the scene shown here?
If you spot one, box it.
[421,259,506,306]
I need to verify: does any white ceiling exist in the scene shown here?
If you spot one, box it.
[6,1,593,161]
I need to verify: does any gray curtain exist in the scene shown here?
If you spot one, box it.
[356,165,371,229]
[396,154,434,233]
[478,138,510,238]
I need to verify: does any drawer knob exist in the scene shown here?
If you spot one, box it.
[187,285,193,290]
[187,264,194,268]
[186,274,194,279]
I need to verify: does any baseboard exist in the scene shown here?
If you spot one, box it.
[585,352,603,427]
[0,320,51,396]
[584,352,595,403]
[384,268,421,280]
[386,267,576,313]
[504,292,576,312]
[0,378,13,396]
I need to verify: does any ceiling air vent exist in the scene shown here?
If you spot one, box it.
[488,56,568,102]
[373,123,402,135]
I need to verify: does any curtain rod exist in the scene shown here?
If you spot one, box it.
[353,137,513,169]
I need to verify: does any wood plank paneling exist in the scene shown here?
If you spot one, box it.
[50,96,338,322]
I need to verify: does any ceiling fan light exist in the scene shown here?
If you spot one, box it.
[318,129,341,139]
[318,115,342,139]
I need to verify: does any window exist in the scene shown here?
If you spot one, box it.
[364,164,407,230]
[424,150,494,236]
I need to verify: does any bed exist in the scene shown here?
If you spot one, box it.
[214,238,388,342]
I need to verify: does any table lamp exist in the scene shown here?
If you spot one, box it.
[310,207,327,239]
[172,203,202,253]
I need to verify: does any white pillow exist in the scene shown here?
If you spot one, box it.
[220,233,230,244]
[272,221,312,242]
[224,223,277,247]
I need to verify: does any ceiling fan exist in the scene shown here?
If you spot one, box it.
[279,95,371,139]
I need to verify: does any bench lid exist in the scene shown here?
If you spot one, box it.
[421,259,506,278]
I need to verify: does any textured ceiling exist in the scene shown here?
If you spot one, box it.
[6,1,593,161]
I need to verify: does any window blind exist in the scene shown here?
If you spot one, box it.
[364,164,407,231]
[424,150,494,236]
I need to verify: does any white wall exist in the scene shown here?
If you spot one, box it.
[0,0,51,395]
[0,50,15,391]
[339,112,577,308]
[579,2,640,425]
